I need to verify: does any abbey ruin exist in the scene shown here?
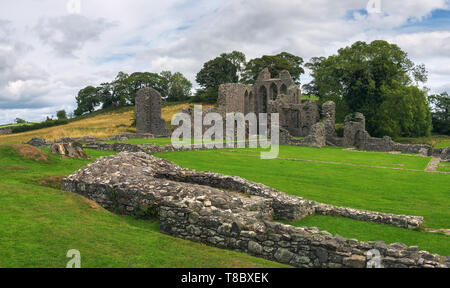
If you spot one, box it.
[218,68,319,137]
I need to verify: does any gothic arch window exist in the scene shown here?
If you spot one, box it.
[259,86,268,113]
[244,90,249,114]
[280,84,287,94]
[270,83,278,100]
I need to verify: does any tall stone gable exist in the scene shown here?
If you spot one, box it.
[135,87,170,136]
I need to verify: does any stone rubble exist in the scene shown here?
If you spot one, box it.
[62,152,448,268]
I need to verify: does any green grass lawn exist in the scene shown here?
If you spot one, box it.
[102,137,263,146]
[233,145,431,170]
[438,162,450,173]
[436,141,450,148]
[396,135,450,148]
[0,146,287,268]
[0,123,35,128]
[155,146,450,255]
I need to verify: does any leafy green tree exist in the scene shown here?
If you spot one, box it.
[161,71,192,102]
[305,40,430,137]
[375,82,431,137]
[127,72,167,104]
[221,51,246,80]
[196,57,238,90]
[428,92,450,135]
[56,110,67,120]
[242,52,305,84]
[196,53,242,103]
[74,86,100,116]
[15,118,26,124]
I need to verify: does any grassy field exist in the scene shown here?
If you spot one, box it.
[438,162,450,173]
[0,123,35,128]
[156,146,450,255]
[396,135,450,148]
[0,145,287,268]
[0,104,209,145]
[1,106,449,266]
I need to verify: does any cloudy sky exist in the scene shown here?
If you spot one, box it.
[0,0,449,124]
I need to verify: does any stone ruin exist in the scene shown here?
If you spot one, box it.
[218,68,320,137]
[322,102,450,160]
[0,126,12,135]
[135,87,170,136]
[62,152,448,268]
[171,68,324,147]
[50,142,88,159]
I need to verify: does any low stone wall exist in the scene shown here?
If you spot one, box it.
[61,152,447,268]
[160,201,447,268]
[280,123,326,148]
[0,127,12,135]
[314,204,422,230]
[83,141,263,154]
[356,132,432,155]
[433,147,450,162]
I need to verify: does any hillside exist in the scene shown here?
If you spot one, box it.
[0,103,203,145]
[0,145,286,268]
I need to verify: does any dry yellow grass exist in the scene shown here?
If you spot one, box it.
[0,103,212,145]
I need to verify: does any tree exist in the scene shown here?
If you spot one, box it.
[429,92,450,135]
[74,86,100,116]
[242,52,305,84]
[56,110,67,120]
[196,57,238,90]
[305,40,430,137]
[15,118,26,124]
[161,71,192,102]
[196,54,241,103]
[111,72,131,106]
[221,51,246,80]
[127,72,167,104]
[374,82,431,137]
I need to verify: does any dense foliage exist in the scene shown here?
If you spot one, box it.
[304,40,431,138]
[428,92,450,135]
[75,71,192,116]
[194,51,245,103]
[11,119,69,134]
[241,52,305,84]
[56,110,67,120]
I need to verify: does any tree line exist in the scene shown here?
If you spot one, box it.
[74,71,192,116]
[73,40,449,137]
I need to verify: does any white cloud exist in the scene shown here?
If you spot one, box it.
[0,0,449,124]
[35,14,117,57]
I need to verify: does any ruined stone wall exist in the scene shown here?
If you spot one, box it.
[135,87,170,136]
[61,152,446,268]
[299,101,320,137]
[433,147,450,162]
[343,113,366,147]
[217,69,320,137]
[0,127,12,135]
[280,123,326,148]
[218,83,252,114]
[322,101,336,141]
[160,202,446,268]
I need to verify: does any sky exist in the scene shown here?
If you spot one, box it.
[0,0,449,124]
